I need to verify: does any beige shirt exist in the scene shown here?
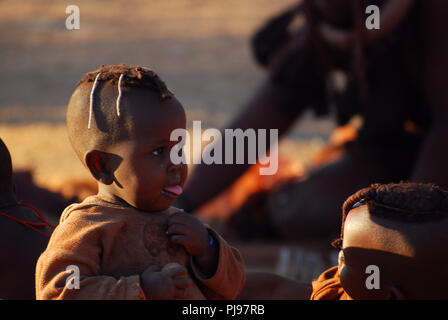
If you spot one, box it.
[36,195,245,300]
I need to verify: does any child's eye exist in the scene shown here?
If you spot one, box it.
[152,147,165,156]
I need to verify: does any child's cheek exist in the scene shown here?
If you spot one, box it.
[339,263,353,293]
[339,270,357,300]
[181,164,188,185]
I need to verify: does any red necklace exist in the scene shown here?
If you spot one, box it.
[0,202,55,238]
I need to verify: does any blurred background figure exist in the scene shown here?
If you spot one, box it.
[0,137,54,299]
[176,0,448,246]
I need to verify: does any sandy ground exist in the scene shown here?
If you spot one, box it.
[0,0,339,280]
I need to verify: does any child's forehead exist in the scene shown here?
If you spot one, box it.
[131,129,179,148]
[343,207,448,264]
[343,206,415,257]
[123,87,184,117]
[128,101,185,134]
[125,86,162,102]
[124,106,185,148]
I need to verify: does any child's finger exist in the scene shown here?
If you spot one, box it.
[166,265,188,278]
[169,212,192,225]
[174,277,193,289]
[165,207,185,216]
[166,223,189,236]
[169,234,188,247]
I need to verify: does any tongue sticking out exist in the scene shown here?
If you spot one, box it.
[163,185,183,196]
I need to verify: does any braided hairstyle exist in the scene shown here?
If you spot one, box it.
[332,183,448,248]
[79,64,172,98]
[67,64,174,162]
[79,64,173,129]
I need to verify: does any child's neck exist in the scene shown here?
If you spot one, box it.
[97,184,130,208]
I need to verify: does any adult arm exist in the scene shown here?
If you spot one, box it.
[411,116,448,188]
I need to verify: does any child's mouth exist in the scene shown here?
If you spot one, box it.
[161,185,183,198]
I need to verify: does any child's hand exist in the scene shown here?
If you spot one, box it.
[140,263,192,299]
[166,211,218,277]
[166,211,210,257]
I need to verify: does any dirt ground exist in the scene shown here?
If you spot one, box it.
[0,0,339,281]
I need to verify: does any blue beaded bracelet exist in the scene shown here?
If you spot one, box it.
[208,234,214,249]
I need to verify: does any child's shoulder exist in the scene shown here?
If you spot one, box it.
[60,200,183,229]
[60,195,130,225]
[49,195,132,245]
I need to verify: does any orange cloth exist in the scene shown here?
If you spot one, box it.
[36,195,245,300]
[310,266,353,300]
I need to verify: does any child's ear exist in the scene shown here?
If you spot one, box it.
[85,150,115,185]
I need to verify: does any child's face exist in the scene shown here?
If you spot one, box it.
[107,89,187,212]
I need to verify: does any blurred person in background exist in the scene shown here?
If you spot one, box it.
[175,0,448,243]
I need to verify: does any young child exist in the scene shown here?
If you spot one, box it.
[311,182,448,300]
[35,64,245,300]
[0,137,53,299]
